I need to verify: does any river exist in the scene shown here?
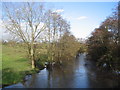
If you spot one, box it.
[22,54,119,88]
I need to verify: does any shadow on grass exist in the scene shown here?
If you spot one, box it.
[2,68,40,88]
[2,68,24,87]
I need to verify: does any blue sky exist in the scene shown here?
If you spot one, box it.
[45,2,118,39]
[1,1,118,39]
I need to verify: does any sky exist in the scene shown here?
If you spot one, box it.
[1,1,118,40]
[45,2,118,39]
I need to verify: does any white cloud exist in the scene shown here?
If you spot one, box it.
[53,9,64,13]
[76,16,88,20]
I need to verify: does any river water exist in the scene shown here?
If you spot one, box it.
[23,54,119,88]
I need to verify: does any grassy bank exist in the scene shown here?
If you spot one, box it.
[0,43,2,87]
[2,44,37,86]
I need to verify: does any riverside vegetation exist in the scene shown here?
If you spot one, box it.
[2,2,87,86]
[87,2,120,73]
[2,2,120,87]
[2,34,86,86]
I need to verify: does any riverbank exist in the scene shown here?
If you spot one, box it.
[2,54,120,88]
[2,45,40,87]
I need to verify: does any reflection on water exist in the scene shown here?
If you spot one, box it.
[24,54,119,88]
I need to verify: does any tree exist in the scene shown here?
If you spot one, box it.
[3,2,72,69]
[3,2,47,69]
[58,32,80,62]
[87,28,111,61]
[45,10,70,64]
[87,2,120,71]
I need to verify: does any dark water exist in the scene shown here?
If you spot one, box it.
[23,54,119,88]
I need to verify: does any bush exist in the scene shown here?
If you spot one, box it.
[35,54,48,69]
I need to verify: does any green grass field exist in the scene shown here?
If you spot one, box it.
[2,44,35,85]
[0,43,2,87]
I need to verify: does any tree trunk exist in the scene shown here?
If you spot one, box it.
[31,31,35,69]
[31,44,35,69]
[32,58,35,69]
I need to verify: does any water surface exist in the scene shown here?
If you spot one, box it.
[23,54,119,88]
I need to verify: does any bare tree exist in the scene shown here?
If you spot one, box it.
[3,2,47,69]
[45,10,70,64]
